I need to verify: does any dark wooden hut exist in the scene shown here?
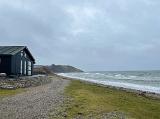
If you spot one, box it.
[0,46,35,76]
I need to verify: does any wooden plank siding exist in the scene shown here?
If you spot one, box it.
[0,46,35,76]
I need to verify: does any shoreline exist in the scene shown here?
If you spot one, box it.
[1,75,160,118]
[57,74,160,99]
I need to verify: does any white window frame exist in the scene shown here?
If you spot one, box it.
[20,60,22,74]
[24,61,26,75]
[21,51,23,57]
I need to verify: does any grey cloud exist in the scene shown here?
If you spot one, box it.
[0,0,160,71]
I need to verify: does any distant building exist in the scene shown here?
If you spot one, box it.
[0,46,35,76]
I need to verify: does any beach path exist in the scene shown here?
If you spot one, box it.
[0,76,70,119]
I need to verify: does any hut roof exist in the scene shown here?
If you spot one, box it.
[0,46,35,63]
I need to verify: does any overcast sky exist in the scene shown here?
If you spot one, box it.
[0,0,160,71]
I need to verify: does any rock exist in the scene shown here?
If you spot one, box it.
[0,76,70,119]
[0,73,7,77]
[0,75,52,89]
[0,84,16,89]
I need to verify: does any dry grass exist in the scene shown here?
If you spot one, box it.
[63,80,160,119]
[0,89,25,98]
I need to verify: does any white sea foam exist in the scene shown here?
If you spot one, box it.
[58,72,160,94]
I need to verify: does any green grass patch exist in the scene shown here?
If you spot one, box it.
[0,89,25,98]
[61,80,160,119]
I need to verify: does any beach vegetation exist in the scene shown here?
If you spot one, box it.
[0,89,24,99]
[61,80,160,119]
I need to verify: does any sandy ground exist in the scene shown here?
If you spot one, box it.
[0,76,70,119]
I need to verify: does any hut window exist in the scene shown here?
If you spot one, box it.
[24,61,26,75]
[20,60,22,74]
[28,71,31,75]
[28,61,31,75]
[21,51,23,57]
[28,61,31,70]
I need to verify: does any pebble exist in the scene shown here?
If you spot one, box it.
[0,75,70,119]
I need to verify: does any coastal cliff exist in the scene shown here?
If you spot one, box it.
[33,64,83,75]
[48,64,83,73]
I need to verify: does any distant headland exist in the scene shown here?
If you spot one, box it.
[33,64,83,75]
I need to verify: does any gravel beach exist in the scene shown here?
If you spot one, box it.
[0,75,70,119]
[1,74,159,119]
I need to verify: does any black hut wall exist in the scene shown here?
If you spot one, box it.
[0,55,12,75]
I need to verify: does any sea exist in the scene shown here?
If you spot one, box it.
[58,70,160,94]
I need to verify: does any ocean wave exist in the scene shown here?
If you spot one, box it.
[57,72,160,94]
